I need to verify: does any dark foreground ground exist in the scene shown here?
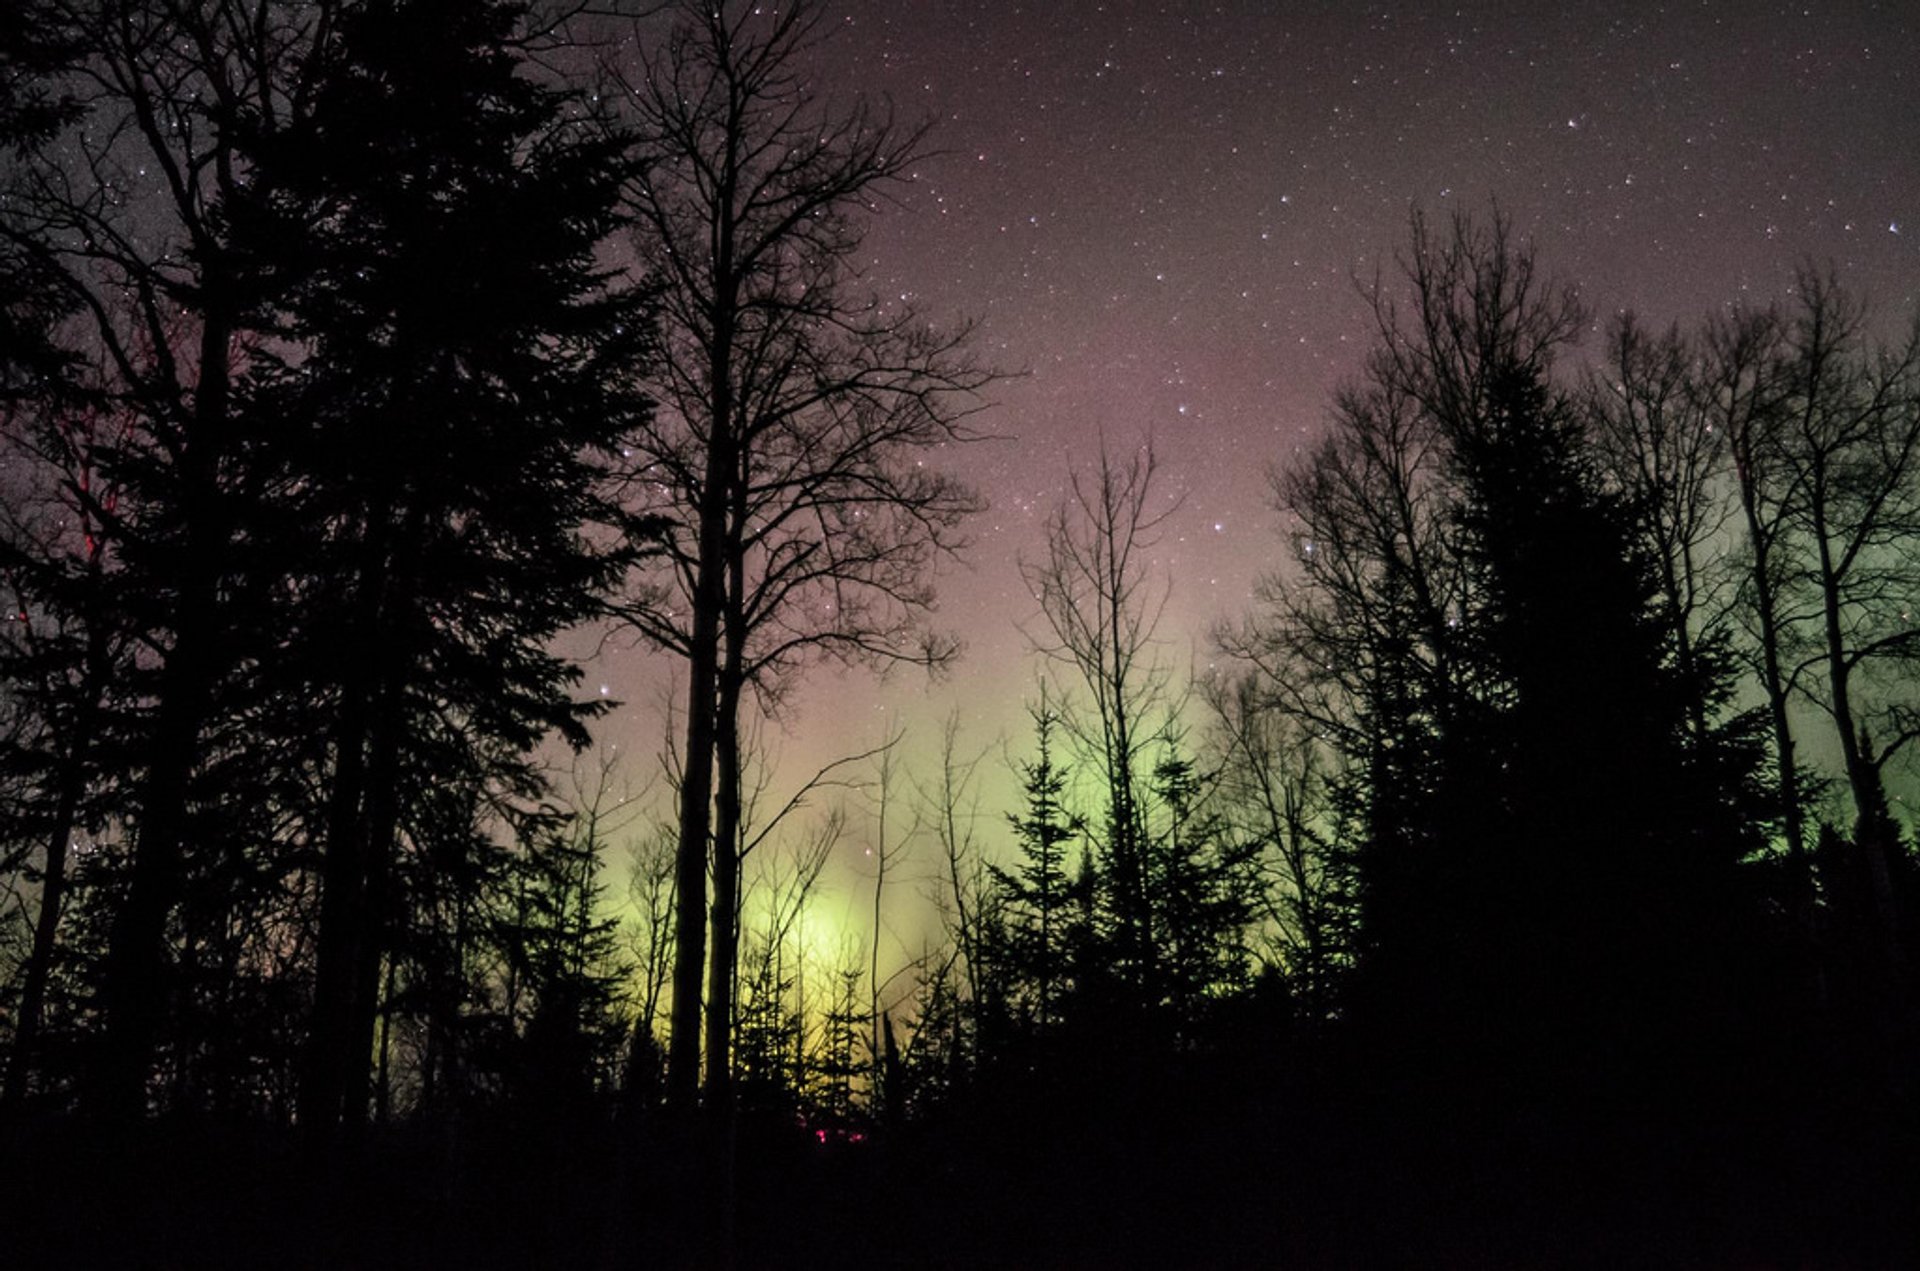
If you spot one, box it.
[4,1074,1913,1271]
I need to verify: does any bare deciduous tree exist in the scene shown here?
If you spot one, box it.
[1202,671,1343,1022]
[1772,274,1920,958]
[607,0,989,1107]
[1702,306,1810,863]
[1023,439,1177,994]
[1587,313,1734,741]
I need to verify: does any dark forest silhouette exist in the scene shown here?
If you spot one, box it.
[2,2,1916,1267]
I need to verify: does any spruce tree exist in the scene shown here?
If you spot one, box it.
[992,696,1085,1035]
[1437,362,1760,1060]
[0,0,349,1121]
[1142,751,1257,1041]
[229,0,649,1129]
[1328,217,1767,1120]
[501,819,633,1110]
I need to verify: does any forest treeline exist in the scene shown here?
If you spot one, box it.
[2,1,1916,1267]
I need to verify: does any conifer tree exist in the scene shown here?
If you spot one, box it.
[1263,212,1766,1102]
[228,0,649,1129]
[992,693,1085,1035]
[0,0,344,1120]
[1142,751,1258,1039]
[810,963,870,1135]
[502,819,633,1109]
[1025,443,1176,1011]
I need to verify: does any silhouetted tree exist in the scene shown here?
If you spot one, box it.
[0,395,127,1105]
[1202,671,1347,1024]
[0,1,82,403]
[621,826,679,1077]
[1442,356,1761,1057]
[609,0,988,1107]
[228,0,647,1129]
[1228,339,1468,965]
[1024,441,1176,1007]
[809,962,869,1135]
[1587,313,1734,742]
[0,0,343,1120]
[1141,748,1259,1040]
[1260,213,1768,1127]
[864,734,909,1094]
[1696,305,1816,871]
[499,811,633,1111]
[1767,273,1920,968]
[901,712,996,1111]
[990,692,1085,1035]
[730,811,832,1121]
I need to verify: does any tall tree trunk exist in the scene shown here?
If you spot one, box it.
[705,590,747,1270]
[302,503,394,1133]
[304,676,371,1132]
[345,670,405,1125]
[871,756,888,1090]
[93,560,211,1119]
[669,414,732,1108]
[702,564,745,1108]
[93,307,234,1121]
[375,950,397,1124]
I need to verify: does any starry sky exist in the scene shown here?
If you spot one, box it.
[592,0,1920,948]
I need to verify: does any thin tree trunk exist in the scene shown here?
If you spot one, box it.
[94,577,210,1118]
[1659,551,1711,743]
[1814,516,1900,963]
[870,746,891,1097]
[5,609,107,1105]
[375,950,397,1124]
[1106,651,1148,993]
[5,790,78,1104]
[1733,450,1809,870]
[6,725,91,1103]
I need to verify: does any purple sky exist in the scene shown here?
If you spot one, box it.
[591,0,1918,952]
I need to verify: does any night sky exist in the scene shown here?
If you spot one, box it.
[593,0,1920,949]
